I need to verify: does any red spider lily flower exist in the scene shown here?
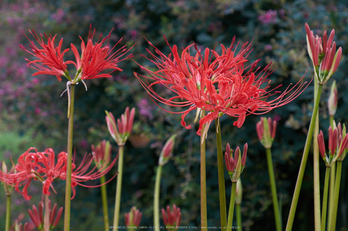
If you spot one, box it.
[317,123,348,166]
[20,30,70,81]
[125,206,142,228]
[0,147,116,200]
[67,25,134,82]
[106,107,135,146]
[161,204,181,231]
[21,25,134,84]
[224,143,247,182]
[305,23,342,84]
[135,37,308,135]
[91,140,112,170]
[256,117,277,149]
[28,200,63,230]
[158,134,176,166]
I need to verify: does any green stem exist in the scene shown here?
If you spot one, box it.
[63,84,75,231]
[100,175,109,231]
[200,112,208,231]
[44,194,49,231]
[321,166,330,231]
[266,148,282,231]
[285,84,323,231]
[227,182,237,231]
[5,195,11,231]
[329,161,342,230]
[216,119,227,230]
[113,145,124,231]
[154,165,163,231]
[327,115,335,229]
[313,79,321,231]
[236,203,242,231]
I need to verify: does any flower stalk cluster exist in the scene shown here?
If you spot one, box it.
[124,206,142,231]
[161,204,181,231]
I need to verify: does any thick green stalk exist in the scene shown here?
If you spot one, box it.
[329,161,343,230]
[44,194,49,231]
[64,84,75,231]
[215,119,227,230]
[100,175,109,231]
[285,84,323,231]
[327,115,335,229]
[313,79,321,231]
[200,116,208,230]
[154,165,163,231]
[321,166,330,231]
[236,203,242,231]
[5,195,11,231]
[113,145,124,231]
[227,182,237,231]
[266,148,282,231]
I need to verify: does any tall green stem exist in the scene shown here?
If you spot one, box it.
[64,84,75,231]
[313,79,321,231]
[285,84,323,231]
[216,119,227,230]
[100,175,109,231]
[200,112,208,230]
[327,115,335,229]
[113,145,124,231]
[5,195,11,231]
[227,182,237,231]
[329,161,343,230]
[236,203,242,231]
[154,165,163,231]
[321,166,330,231]
[44,194,49,231]
[266,148,282,231]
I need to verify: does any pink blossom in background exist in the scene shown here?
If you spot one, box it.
[137,98,154,120]
[264,44,273,51]
[0,57,8,67]
[258,10,277,24]
[51,8,65,23]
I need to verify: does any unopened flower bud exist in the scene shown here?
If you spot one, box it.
[328,81,337,116]
[91,140,111,170]
[125,206,142,230]
[161,204,181,231]
[225,143,248,182]
[256,117,276,149]
[159,134,176,166]
[235,178,243,205]
[2,162,14,196]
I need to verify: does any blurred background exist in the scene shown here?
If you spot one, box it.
[0,0,348,230]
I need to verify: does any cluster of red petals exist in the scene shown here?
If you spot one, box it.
[0,147,116,200]
[21,25,133,81]
[124,206,142,227]
[135,37,309,135]
[161,204,181,229]
[224,143,248,173]
[256,117,277,141]
[317,124,348,160]
[28,199,63,229]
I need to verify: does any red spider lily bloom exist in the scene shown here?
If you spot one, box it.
[20,30,69,81]
[135,38,308,135]
[0,147,116,200]
[21,25,133,83]
[125,206,142,228]
[67,25,134,81]
[28,200,63,230]
[161,204,181,231]
[106,107,135,146]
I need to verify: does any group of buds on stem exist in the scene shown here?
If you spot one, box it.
[305,23,342,85]
[124,206,142,230]
[224,143,248,182]
[162,204,181,231]
[256,117,277,149]
[317,123,348,166]
[91,140,111,170]
[28,200,63,231]
[106,107,135,146]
